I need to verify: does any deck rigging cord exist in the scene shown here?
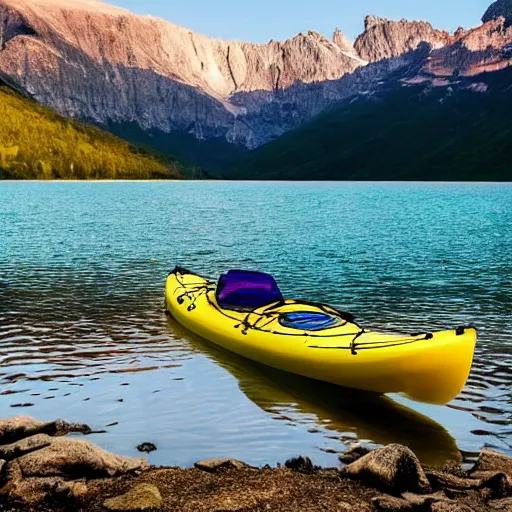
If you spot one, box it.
[171,270,433,355]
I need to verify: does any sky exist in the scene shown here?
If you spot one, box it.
[109,0,493,42]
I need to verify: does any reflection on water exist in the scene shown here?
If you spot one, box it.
[0,181,511,467]
[167,316,461,467]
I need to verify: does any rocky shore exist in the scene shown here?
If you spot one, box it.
[0,417,511,511]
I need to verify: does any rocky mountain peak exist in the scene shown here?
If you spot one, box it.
[332,28,354,53]
[364,15,389,31]
[482,0,512,25]
[355,17,451,62]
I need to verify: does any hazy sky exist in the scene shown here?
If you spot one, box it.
[109,0,493,42]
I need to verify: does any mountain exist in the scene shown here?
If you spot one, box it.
[0,0,512,177]
[0,79,188,179]
[229,67,512,181]
[0,0,362,152]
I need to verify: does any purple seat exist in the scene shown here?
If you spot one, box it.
[216,270,284,311]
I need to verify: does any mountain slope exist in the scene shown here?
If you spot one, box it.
[230,69,512,181]
[0,82,187,179]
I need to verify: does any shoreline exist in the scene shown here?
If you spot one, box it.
[1,417,511,511]
[2,179,512,184]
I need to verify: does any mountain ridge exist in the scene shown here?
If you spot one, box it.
[1,0,512,175]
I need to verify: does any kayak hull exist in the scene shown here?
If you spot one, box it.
[165,268,477,405]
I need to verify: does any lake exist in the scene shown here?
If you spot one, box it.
[0,181,510,468]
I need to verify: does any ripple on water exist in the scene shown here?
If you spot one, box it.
[0,181,511,467]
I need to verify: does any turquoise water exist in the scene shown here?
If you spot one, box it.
[0,181,511,468]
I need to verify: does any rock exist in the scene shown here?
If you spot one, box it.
[103,484,162,511]
[0,434,52,461]
[1,476,87,506]
[332,28,355,54]
[0,416,91,444]
[53,479,88,500]
[342,444,431,494]
[136,442,157,453]
[284,455,315,474]
[401,491,450,506]
[194,458,249,473]
[339,445,370,464]
[430,502,475,512]
[13,437,148,478]
[364,15,389,31]
[373,494,413,510]
[480,472,512,500]
[426,470,482,490]
[488,497,512,510]
[355,17,450,62]
[483,0,512,25]
[471,448,512,479]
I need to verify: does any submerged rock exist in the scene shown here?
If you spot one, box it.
[137,442,157,454]
[342,444,431,494]
[103,483,163,511]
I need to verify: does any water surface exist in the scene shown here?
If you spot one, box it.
[0,181,511,468]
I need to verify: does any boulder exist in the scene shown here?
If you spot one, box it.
[0,434,52,461]
[284,455,315,474]
[339,445,371,464]
[342,444,431,494]
[103,484,162,511]
[0,416,91,444]
[471,448,512,479]
[13,437,148,478]
[194,458,249,473]
[480,472,512,500]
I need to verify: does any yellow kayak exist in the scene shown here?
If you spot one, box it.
[165,267,477,405]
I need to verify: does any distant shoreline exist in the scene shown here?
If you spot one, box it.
[1,180,512,184]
